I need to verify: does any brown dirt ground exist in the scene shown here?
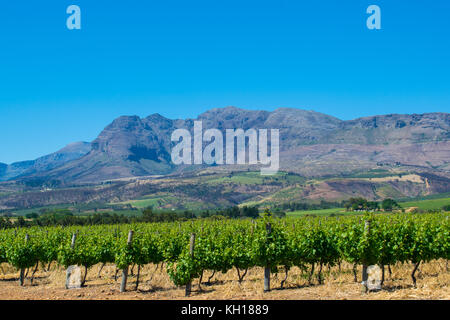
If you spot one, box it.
[0,260,448,300]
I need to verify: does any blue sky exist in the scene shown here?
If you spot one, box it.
[0,0,449,163]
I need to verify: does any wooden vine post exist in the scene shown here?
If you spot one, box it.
[64,233,77,289]
[185,233,196,297]
[264,222,271,293]
[71,233,77,249]
[19,234,29,286]
[361,220,370,293]
[120,230,134,293]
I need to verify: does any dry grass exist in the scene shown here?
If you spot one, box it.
[0,260,448,300]
[367,174,424,184]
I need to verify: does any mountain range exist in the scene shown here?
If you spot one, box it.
[1,107,449,184]
[0,142,91,182]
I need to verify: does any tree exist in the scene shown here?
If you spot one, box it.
[343,197,368,211]
[142,207,155,222]
[241,206,259,218]
[25,212,39,219]
[381,198,399,211]
[17,216,26,227]
[200,211,210,218]
[367,201,379,211]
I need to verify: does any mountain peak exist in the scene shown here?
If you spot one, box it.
[3,107,449,184]
[146,113,169,120]
[60,141,91,153]
[197,106,249,117]
[107,115,142,129]
[0,141,92,182]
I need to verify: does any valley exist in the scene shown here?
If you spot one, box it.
[0,107,449,214]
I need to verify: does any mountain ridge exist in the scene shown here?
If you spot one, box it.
[3,107,449,184]
[0,142,91,182]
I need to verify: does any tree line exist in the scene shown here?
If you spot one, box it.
[277,200,342,212]
[0,206,261,229]
[274,198,401,212]
[342,197,401,212]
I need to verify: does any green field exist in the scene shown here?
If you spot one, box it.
[10,204,77,216]
[206,171,305,185]
[120,198,166,209]
[399,197,450,211]
[7,202,141,217]
[118,195,179,209]
[287,196,450,217]
[116,194,218,212]
[6,190,450,219]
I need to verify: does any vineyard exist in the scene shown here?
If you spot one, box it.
[0,212,448,297]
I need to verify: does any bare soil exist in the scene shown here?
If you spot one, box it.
[0,260,448,300]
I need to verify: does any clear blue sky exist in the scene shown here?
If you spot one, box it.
[0,0,449,163]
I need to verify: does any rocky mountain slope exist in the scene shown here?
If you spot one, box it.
[5,107,450,184]
[0,107,449,210]
[0,142,91,181]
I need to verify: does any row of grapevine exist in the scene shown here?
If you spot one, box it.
[0,212,448,292]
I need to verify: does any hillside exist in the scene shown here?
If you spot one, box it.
[11,107,450,184]
[0,142,91,182]
[0,107,449,210]
[1,169,450,211]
